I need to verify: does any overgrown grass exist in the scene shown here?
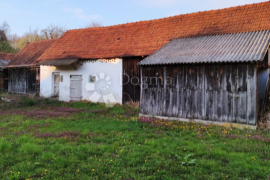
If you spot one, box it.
[0,96,270,179]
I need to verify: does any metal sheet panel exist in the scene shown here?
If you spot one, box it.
[138,31,270,65]
[37,59,78,66]
[0,60,10,67]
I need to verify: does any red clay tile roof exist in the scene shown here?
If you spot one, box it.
[8,39,56,67]
[39,1,270,61]
[0,52,15,60]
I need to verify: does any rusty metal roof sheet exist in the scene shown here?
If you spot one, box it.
[37,59,78,66]
[138,30,270,65]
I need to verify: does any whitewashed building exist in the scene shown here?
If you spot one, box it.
[39,59,123,104]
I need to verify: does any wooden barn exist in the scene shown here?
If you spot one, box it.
[138,31,270,127]
[6,40,55,94]
[37,1,270,104]
[0,52,15,91]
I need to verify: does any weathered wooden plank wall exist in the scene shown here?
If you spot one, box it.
[140,63,257,125]
[3,69,8,90]
[122,57,143,104]
[0,70,3,90]
[8,67,40,94]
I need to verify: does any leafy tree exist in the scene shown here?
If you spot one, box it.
[16,27,43,50]
[0,41,19,53]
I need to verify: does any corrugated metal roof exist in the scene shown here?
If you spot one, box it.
[0,60,10,67]
[37,59,78,66]
[138,31,270,65]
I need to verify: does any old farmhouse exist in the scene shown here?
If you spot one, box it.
[36,1,270,106]
[6,1,270,127]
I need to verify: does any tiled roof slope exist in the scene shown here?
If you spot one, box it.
[8,39,56,67]
[39,1,270,61]
[0,52,15,60]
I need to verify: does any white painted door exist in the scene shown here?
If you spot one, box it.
[70,75,82,101]
[52,72,60,97]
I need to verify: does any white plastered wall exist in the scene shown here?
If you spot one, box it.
[40,59,123,104]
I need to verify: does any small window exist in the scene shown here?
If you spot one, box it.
[89,75,96,83]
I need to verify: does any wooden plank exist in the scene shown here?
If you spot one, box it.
[185,66,192,119]
[232,64,238,123]
[238,92,247,123]
[162,66,167,116]
[196,65,204,119]
[166,66,173,117]
[171,66,179,117]
[226,65,235,122]
[181,66,188,118]
[140,67,146,114]
[222,91,229,122]
[177,65,184,117]
[212,65,219,121]
[158,66,164,116]
[220,65,227,122]
[247,64,257,125]
[204,65,215,121]
[216,90,223,122]
[190,65,198,119]
[185,89,192,119]
[205,89,213,120]
[237,64,247,123]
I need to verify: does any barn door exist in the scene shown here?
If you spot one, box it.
[70,75,82,101]
[52,72,60,97]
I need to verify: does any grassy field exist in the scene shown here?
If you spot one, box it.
[0,96,270,180]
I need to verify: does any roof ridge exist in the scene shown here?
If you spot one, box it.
[172,30,270,41]
[67,1,269,32]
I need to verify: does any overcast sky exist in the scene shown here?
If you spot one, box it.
[0,0,265,36]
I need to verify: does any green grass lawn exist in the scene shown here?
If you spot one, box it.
[0,97,270,179]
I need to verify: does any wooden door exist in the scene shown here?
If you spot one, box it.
[70,75,82,101]
[122,57,143,104]
[53,72,60,97]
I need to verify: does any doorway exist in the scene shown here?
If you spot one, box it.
[70,75,82,101]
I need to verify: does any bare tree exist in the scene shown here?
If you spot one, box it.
[0,21,10,35]
[41,24,66,39]
[8,33,20,47]
[15,27,43,49]
[86,21,103,28]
